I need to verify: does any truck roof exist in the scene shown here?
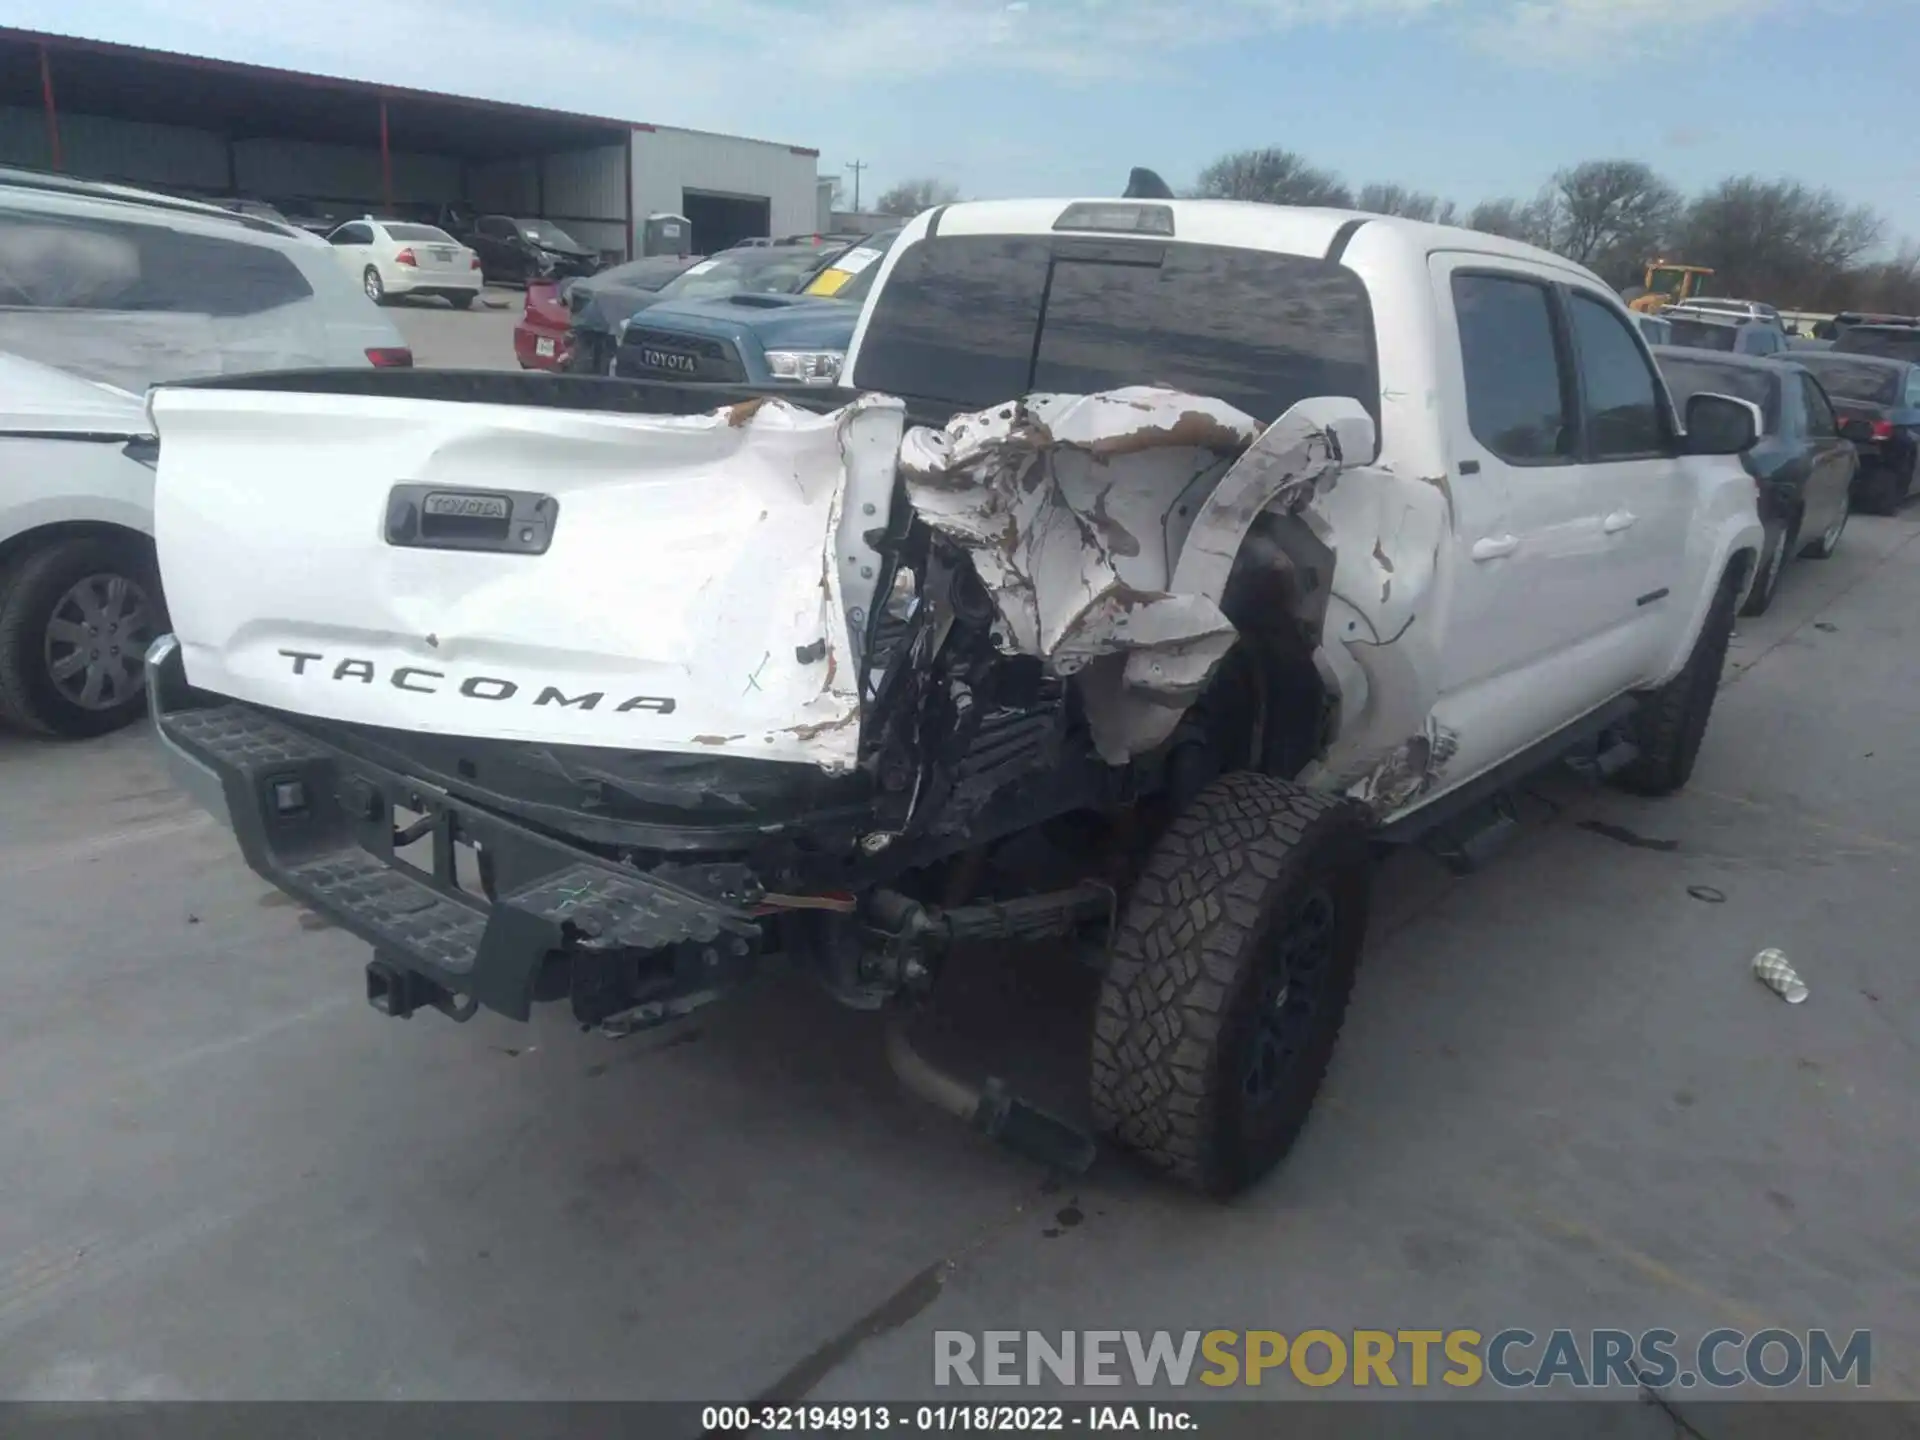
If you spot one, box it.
[922,197,1602,280]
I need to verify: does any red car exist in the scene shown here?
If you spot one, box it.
[513,281,574,371]
[515,255,709,371]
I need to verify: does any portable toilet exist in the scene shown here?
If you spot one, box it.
[643,213,692,257]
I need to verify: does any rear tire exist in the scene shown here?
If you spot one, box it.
[363,267,386,305]
[1741,518,1792,616]
[0,536,166,738]
[1612,566,1740,797]
[1090,773,1373,1196]
[447,293,475,311]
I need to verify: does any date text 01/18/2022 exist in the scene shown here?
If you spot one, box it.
[700,1405,1198,1432]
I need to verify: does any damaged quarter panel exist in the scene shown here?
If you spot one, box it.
[900,388,1374,764]
[150,386,905,772]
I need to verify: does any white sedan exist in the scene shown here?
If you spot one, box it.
[324,219,483,308]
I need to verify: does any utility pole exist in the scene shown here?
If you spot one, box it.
[847,159,867,213]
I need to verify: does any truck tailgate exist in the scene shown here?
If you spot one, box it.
[149,384,905,773]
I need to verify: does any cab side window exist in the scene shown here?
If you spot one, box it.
[1453,272,1573,465]
[1567,292,1667,459]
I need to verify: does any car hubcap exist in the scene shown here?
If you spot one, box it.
[1765,530,1786,590]
[365,273,380,300]
[1825,511,1845,549]
[1242,884,1337,1107]
[44,572,157,711]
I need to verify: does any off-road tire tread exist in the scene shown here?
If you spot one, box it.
[0,537,159,737]
[1613,567,1740,796]
[1089,772,1370,1195]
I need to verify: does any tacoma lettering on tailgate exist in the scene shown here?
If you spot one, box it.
[275,649,677,714]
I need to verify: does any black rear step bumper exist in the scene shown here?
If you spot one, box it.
[146,636,762,1023]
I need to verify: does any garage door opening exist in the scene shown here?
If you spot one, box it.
[683,191,770,253]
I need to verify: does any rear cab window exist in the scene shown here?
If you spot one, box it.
[849,235,1378,427]
[1668,318,1738,352]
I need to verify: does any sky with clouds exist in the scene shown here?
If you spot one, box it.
[15,0,1920,239]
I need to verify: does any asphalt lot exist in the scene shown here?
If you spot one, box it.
[2,301,1917,1430]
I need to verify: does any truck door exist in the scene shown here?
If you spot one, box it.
[1429,256,1647,743]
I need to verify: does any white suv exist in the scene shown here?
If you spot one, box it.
[0,167,411,737]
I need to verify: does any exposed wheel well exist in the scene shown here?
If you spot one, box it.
[0,521,154,580]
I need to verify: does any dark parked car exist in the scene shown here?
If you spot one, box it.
[1654,347,1857,614]
[612,230,902,386]
[566,242,847,375]
[1665,313,1790,357]
[1792,351,1920,513]
[460,215,600,284]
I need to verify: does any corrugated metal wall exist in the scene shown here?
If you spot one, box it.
[542,145,625,222]
[469,157,537,213]
[632,127,818,239]
[0,107,226,190]
[469,146,626,257]
[231,138,459,205]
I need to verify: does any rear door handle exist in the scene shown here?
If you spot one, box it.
[1472,534,1519,561]
[1603,509,1637,533]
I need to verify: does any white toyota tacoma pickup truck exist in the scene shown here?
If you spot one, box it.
[144,197,1765,1194]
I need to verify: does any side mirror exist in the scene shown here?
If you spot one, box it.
[1684,392,1761,455]
[1837,416,1876,443]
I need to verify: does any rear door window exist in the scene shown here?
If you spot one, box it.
[1451,271,1571,465]
[1566,291,1667,459]
[0,212,313,317]
[852,235,1378,424]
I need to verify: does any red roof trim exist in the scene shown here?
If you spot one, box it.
[5,25,636,132]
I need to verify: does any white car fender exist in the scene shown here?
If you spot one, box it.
[0,436,155,547]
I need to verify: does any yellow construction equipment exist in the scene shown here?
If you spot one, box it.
[1626,261,1715,314]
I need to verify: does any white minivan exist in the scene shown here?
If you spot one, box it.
[0,166,412,737]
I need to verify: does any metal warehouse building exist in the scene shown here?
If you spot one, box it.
[0,27,822,257]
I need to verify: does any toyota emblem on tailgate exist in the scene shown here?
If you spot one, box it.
[423,492,511,520]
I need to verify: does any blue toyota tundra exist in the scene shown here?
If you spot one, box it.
[611,229,902,386]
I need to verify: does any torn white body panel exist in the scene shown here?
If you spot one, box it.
[902,388,1373,764]
[150,387,904,772]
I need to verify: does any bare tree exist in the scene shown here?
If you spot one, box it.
[1681,177,1885,307]
[1356,183,1456,225]
[874,178,961,218]
[1549,160,1682,286]
[1192,148,1352,208]
[1466,193,1564,250]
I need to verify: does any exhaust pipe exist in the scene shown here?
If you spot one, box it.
[884,1017,1095,1175]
